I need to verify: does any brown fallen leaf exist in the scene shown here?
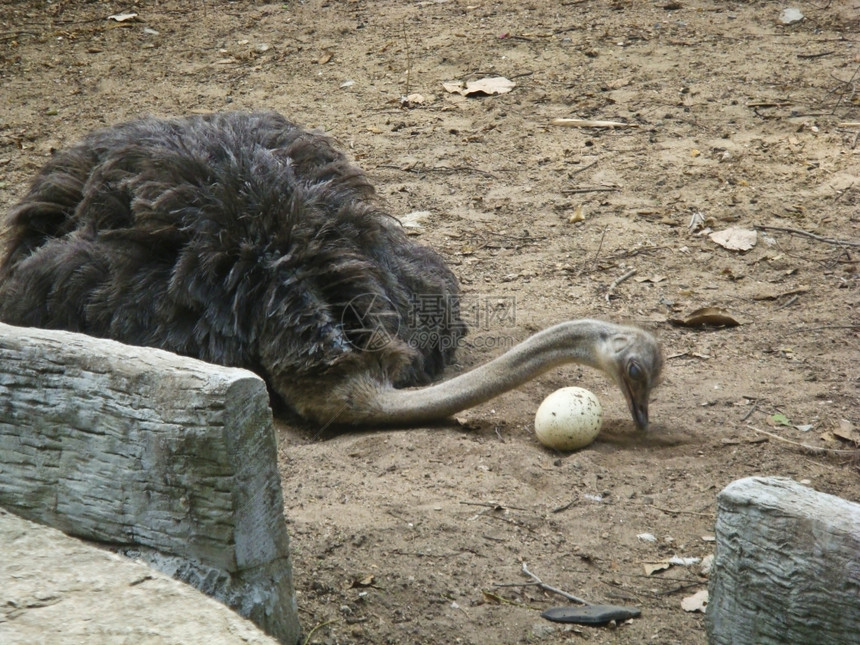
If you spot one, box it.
[833,419,860,446]
[669,307,741,328]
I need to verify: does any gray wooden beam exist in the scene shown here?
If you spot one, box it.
[707,476,860,645]
[0,322,300,645]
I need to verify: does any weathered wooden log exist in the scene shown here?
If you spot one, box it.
[706,476,860,645]
[0,322,300,645]
[0,508,280,644]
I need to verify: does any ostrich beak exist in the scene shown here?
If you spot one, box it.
[622,378,651,431]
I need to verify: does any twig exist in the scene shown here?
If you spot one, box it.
[521,563,592,605]
[785,324,860,334]
[833,181,854,202]
[608,268,637,289]
[459,501,528,511]
[594,226,608,259]
[775,294,799,311]
[303,619,337,645]
[655,582,706,597]
[482,589,542,610]
[746,101,791,108]
[377,163,498,179]
[741,403,758,423]
[640,503,714,518]
[484,514,537,532]
[0,30,40,41]
[551,499,577,513]
[401,23,412,97]
[562,186,619,194]
[552,118,640,129]
[797,51,834,59]
[605,268,637,302]
[752,285,810,301]
[755,225,860,248]
[827,65,860,115]
[577,225,609,278]
[573,246,664,277]
[568,159,598,177]
[747,426,859,454]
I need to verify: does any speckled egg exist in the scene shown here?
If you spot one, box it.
[534,387,603,451]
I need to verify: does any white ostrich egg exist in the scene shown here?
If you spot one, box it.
[534,387,603,451]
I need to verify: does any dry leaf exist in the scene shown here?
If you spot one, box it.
[402,93,425,106]
[768,413,792,428]
[643,561,671,575]
[107,12,138,22]
[444,77,515,97]
[605,76,632,90]
[669,307,741,328]
[710,227,757,251]
[463,77,515,96]
[669,556,701,566]
[681,589,709,613]
[551,118,639,129]
[833,419,860,445]
[399,210,431,229]
[568,204,585,223]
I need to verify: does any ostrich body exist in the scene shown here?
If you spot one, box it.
[0,112,662,429]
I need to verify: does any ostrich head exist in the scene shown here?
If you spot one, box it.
[596,325,663,430]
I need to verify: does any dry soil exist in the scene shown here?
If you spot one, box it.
[1,1,859,644]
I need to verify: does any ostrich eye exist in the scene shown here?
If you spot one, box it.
[628,361,643,381]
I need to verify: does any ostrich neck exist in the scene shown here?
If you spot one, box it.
[369,319,614,425]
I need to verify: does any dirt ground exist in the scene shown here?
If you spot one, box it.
[2,1,859,643]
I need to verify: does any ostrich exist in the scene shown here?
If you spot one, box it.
[0,112,662,429]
